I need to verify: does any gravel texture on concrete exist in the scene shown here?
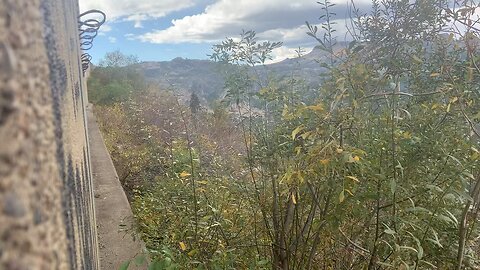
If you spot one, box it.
[0,0,99,268]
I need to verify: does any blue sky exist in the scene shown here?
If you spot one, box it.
[79,0,372,64]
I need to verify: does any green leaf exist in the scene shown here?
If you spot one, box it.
[405,207,431,214]
[427,228,443,248]
[352,45,365,54]
[425,184,443,193]
[436,214,455,226]
[463,172,475,180]
[390,178,396,195]
[448,155,462,166]
[383,223,395,235]
[443,210,459,226]
[419,260,437,268]
[413,236,424,260]
[384,228,396,235]
[148,261,163,270]
[134,255,147,266]
[166,263,178,270]
[377,262,394,267]
[119,261,130,270]
[443,193,456,202]
[257,260,269,266]
[399,245,418,254]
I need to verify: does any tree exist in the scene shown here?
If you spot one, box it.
[88,51,145,105]
[189,92,201,114]
[99,50,139,67]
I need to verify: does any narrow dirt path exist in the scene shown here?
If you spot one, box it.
[87,105,145,269]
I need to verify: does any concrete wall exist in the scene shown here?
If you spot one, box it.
[0,0,99,269]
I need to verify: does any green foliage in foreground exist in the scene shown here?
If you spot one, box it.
[89,1,480,269]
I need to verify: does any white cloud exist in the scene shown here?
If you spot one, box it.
[138,0,371,44]
[124,33,136,41]
[139,0,312,44]
[79,0,195,26]
[266,46,313,64]
[97,24,112,36]
[108,36,117,43]
[126,14,149,28]
[259,25,311,44]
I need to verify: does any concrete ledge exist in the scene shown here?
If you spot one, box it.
[87,105,145,269]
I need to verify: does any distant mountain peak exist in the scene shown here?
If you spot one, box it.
[172,57,185,62]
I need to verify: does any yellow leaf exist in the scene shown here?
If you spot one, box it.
[446,103,451,113]
[301,131,312,140]
[179,171,191,178]
[467,67,474,82]
[197,180,208,185]
[292,125,305,140]
[282,104,289,118]
[346,175,360,183]
[292,194,297,204]
[281,169,294,184]
[448,33,454,41]
[305,104,324,112]
[320,159,330,165]
[412,55,422,63]
[296,171,305,183]
[179,241,187,251]
[187,249,198,257]
[345,189,354,196]
[339,190,345,203]
[353,156,360,162]
[402,132,412,139]
[336,148,344,154]
[430,73,441,77]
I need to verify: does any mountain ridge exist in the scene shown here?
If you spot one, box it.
[134,44,348,102]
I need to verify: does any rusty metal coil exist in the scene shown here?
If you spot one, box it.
[78,9,106,74]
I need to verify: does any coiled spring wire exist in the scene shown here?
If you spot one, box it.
[78,9,106,75]
[81,53,92,74]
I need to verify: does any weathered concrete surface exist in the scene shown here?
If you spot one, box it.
[87,105,145,269]
[0,0,99,269]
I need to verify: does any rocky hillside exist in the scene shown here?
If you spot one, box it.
[134,44,342,102]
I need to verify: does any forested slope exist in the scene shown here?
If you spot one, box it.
[88,1,480,269]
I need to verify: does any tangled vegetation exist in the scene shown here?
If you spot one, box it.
[88,1,480,269]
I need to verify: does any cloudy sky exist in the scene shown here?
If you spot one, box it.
[79,0,372,64]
